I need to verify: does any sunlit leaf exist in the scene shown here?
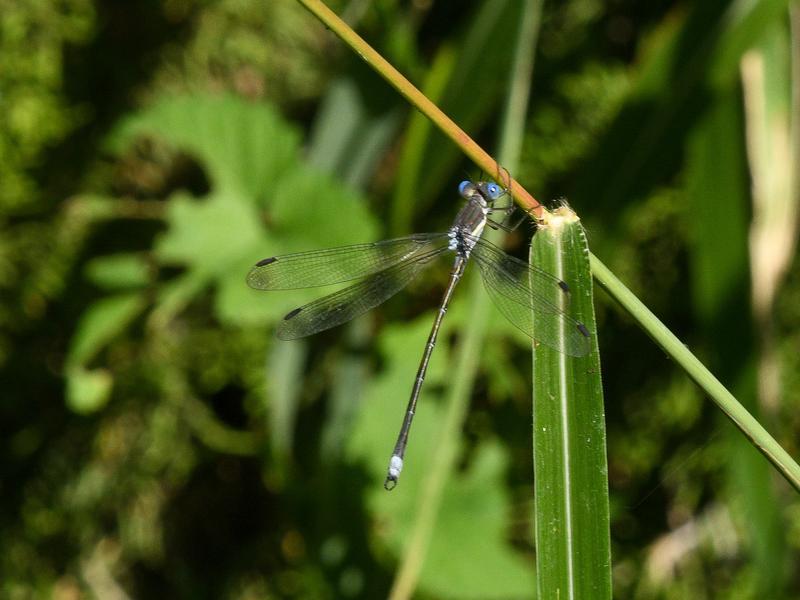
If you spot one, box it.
[108,94,301,202]
[107,94,381,327]
[84,253,150,290]
[347,310,534,598]
[219,167,380,326]
[66,367,113,414]
[155,190,263,275]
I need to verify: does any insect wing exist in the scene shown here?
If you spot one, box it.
[470,238,591,357]
[277,246,447,339]
[247,234,448,290]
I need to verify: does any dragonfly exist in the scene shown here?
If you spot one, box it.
[247,180,591,490]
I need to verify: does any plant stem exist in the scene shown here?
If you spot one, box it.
[296,0,542,216]
[590,254,800,492]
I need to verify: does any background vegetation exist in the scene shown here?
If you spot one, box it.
[2,0,799,598]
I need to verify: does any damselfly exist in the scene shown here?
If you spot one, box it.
[247,181,591,489]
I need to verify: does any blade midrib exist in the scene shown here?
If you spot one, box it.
[555,240,576,600]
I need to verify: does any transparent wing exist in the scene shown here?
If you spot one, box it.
[276,246,448,340]
[247,233,448,290]
[470,236,591,357]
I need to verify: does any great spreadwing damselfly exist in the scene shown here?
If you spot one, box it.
[247,180,591,489]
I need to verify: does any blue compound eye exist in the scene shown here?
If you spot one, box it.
[458,180,471,196]
[486,183,501,199]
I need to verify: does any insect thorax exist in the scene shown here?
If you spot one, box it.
[447,226,479,256]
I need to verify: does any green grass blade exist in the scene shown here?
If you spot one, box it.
[531,209,611,600]
[688,61,786,593]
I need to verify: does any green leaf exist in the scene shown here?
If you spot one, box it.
[531,209,611,599]
[155,189,263,274]
[686,78,787,594]
[84,253,150,290]
[321,318,372,460]
[390,44,457,234]
[393,0,522,220]
[66,293,145,368]
[65,288,144,416]
[268,166,379,251]
[420,442,535,598]
[155,189,257,296]
[66,367,113,415]
[107,94,381,327]
[572,0,792,216]
[151,188,266,325]
[108,94,300,201]
[346,311,534,598]
[265,337,307,481]
[307,76,402,189]
[217,167,380,326]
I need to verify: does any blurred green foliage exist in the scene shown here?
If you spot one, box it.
[1,0,799,598]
